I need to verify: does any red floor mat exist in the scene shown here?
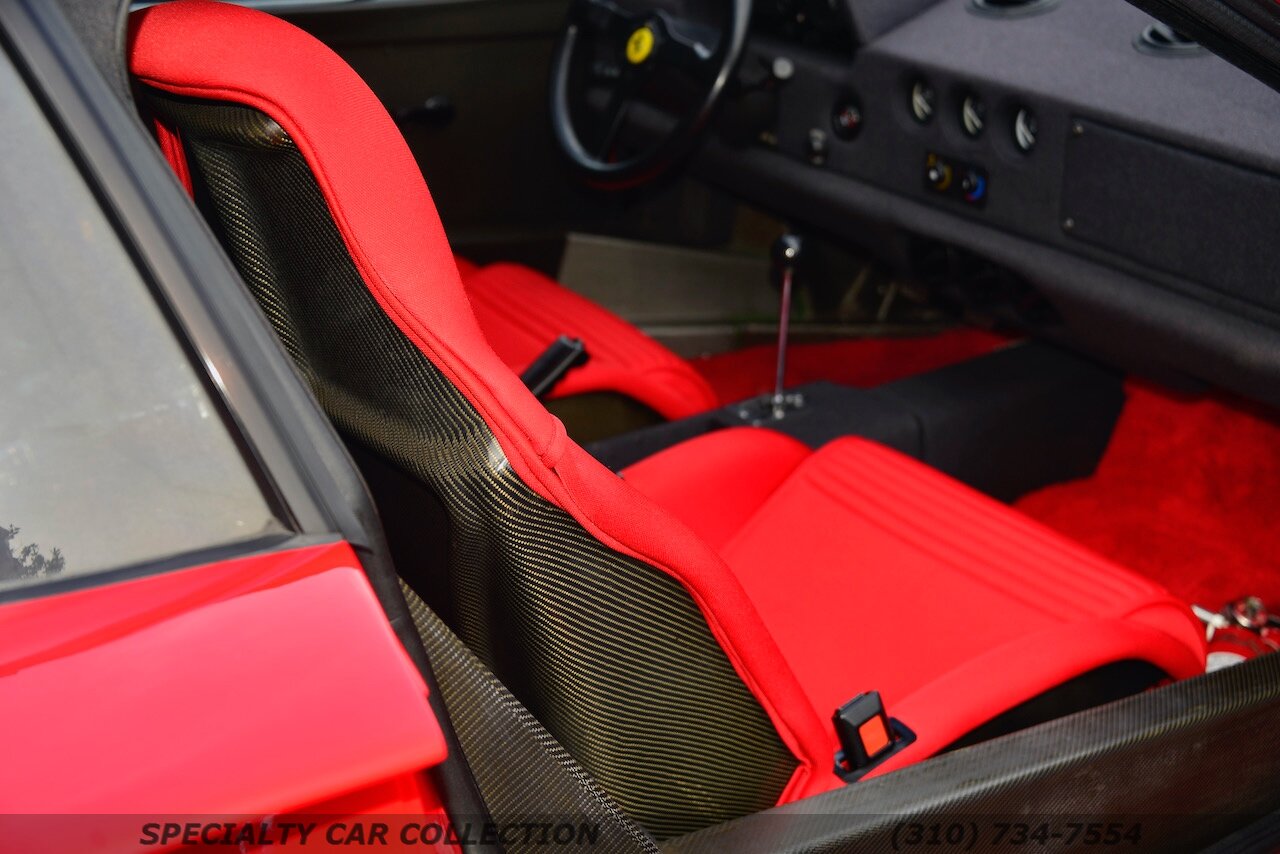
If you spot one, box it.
[1015,381,1280,608]
[689,328,1009,404]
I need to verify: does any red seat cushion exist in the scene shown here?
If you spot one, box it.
[621,428,812,551]
[629,434,1207,781]
[460,261,720,420]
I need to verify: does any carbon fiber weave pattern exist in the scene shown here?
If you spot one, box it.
[143,92,797,838]
[401,581,659,854]
[667,653,1280,853]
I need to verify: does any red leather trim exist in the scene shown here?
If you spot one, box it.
[129,0,831,796]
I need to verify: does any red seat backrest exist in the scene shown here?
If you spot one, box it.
[129,0,837,835]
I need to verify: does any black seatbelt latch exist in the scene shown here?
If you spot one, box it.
[520,335,589,399]
[833,691,916,782]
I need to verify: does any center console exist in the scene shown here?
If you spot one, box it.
[587,340,1125,503]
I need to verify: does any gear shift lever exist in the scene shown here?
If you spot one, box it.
[769,232,804,420]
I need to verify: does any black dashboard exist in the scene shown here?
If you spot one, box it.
[705,0,1280,404]
[750,0,854,52]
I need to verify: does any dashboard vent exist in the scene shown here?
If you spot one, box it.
[1135,22,1205,56]
[968,0,1059,19]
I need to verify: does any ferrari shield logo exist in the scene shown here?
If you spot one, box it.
[626,26,655,64]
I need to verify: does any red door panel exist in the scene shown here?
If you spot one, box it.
[0,542,450,851]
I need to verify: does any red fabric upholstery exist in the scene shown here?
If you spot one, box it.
[715,437,1206,776]
[130,0,1206,807]
[622,431,1206,779]
[459,261,720,419]
[621,428,812,551]
[151,117,193,196]
[453,257,481,278]
[130,0,835,801]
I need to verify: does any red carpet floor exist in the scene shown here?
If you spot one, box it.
[1015,381,1280,608]
[689,328,1010,405]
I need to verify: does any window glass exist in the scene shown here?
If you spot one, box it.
[0,54,282,594]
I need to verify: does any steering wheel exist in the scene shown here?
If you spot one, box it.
[550,0,751,186]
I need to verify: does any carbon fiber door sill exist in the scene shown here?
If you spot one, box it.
[665,653,1280,854]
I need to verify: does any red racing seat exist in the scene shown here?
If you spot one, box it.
[456,259,720,420]
[129,1,1205,838]
[621,428,1205,766]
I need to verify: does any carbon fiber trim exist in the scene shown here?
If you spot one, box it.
[401,581,659,854]
[142,92,796,838]
[665,652,1280,853]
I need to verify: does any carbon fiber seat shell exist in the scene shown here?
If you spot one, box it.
[140,93,795,838]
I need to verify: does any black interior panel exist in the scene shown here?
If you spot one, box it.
[729,0,1280,245]
[750,0,941,49]
[847,0,944,44]
[285,0,740,265]
[1062,119,1280,314]
[590,341,1125,503]
[698,0,1280,406]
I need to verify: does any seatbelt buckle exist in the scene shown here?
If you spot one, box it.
[832,691,916,782]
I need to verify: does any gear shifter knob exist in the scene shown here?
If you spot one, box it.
[771,233,804,280]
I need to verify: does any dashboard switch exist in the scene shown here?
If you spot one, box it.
[926,153,953,192]
[961,168,987,204]
[961,93,986,138]
[771,56,796,82]
[807,128,829,165]
[1013,107,1038,153]
[926,152,988,209]
[832,96,863,140]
